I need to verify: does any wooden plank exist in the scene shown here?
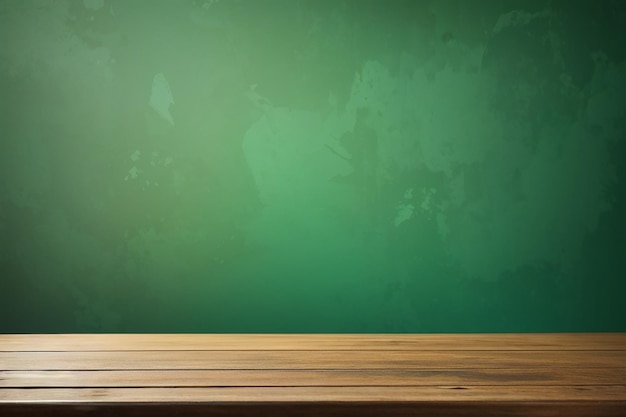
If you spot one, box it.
[2,350,625,371]
[2,334,625,416]
[1,402,625,417]
[2,368,626,388]
[1,333,625,351]
[2,386,626,402]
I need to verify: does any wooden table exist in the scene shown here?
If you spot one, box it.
[1,333,625,416]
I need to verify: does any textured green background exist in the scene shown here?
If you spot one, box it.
[1,0,624,332]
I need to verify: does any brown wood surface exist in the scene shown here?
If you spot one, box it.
[1,334,625,416]
[1,333,625,351]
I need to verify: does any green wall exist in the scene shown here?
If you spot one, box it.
[1,0,624,333]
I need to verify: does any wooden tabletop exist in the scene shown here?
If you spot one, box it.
[1,333,625,416]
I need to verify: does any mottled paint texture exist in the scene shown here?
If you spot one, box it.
[0,0,624,332]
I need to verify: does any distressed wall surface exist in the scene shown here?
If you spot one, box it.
[0,0,624,332]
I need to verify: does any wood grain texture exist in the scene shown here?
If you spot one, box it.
[3,368,625,387]
[2,350,625,370]
[1,333,625,351]
[1,334,625,417]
